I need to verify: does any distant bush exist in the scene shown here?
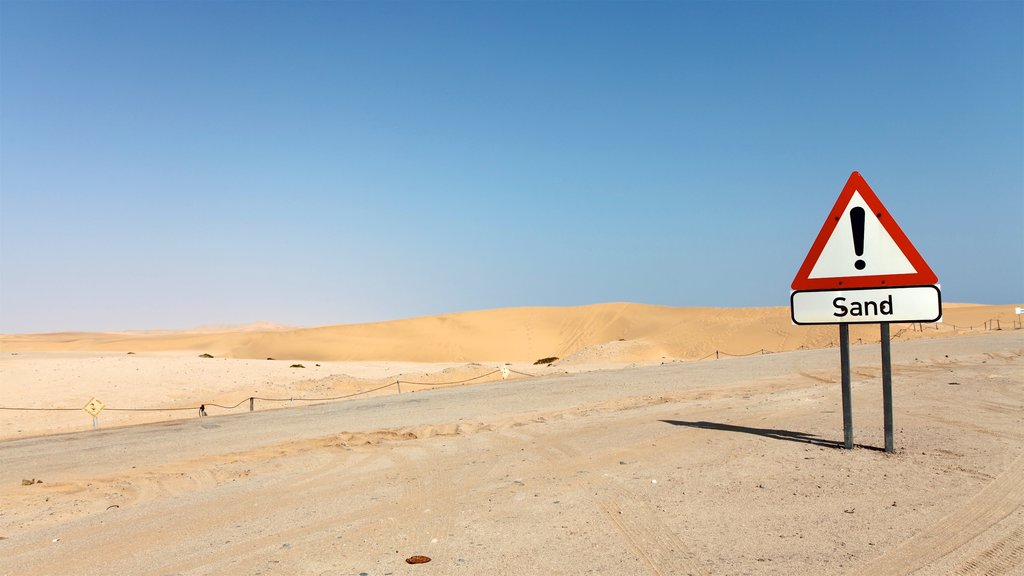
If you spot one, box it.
[533,357,558,365]
[290,364,305,368]
[199,353,214,358]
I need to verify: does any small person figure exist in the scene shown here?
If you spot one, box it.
[199,404,207,417]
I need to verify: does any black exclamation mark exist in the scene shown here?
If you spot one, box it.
[851,207,866,270]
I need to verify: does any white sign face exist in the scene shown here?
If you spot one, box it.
[1016,307,1023,315]
[808,191,918,280]
[791,285,942,325]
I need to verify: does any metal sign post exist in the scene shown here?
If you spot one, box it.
[839,324,853,449]
[880,322,894,453]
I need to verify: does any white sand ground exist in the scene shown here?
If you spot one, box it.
[0,326,1021,575]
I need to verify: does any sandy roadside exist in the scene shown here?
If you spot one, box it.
[0,351,631,440]
[2,303,1018,441]
[1,331,1021,575]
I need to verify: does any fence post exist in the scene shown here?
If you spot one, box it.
[397,380,402,394]
[249,397,254,412]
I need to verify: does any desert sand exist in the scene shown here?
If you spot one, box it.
[1,303,1022,575]
[0,302,1018,438]
[3,302,1018,364]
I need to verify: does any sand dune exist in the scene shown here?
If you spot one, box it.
[2,302,1019,363]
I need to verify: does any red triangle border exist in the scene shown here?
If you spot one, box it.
[791,172,937,290]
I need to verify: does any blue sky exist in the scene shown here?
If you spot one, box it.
[1,1,1021,333]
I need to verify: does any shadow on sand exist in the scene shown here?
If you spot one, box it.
[659,420,884,451]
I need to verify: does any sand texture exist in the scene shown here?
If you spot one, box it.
[3,302,1019,363]
[0,303,1018,438]
[1,304,1022,574]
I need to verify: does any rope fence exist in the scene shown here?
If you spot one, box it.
[252,380,399,404]
[0,367,536,417]
[696,349,772,361]
[0,317,1014,420]
[396,369,502,387]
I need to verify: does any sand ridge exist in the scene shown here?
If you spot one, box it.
[1,302,1018,363]
[1,303,1019,440]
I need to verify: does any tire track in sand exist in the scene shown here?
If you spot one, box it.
[850,452,1024,576]
[597,482,704,576]
[951,524,1024,576]
[541,436,705,576]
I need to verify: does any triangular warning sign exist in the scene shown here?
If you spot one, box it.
[792,172,937,290]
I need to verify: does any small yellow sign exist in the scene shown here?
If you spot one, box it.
[83,398,105,417]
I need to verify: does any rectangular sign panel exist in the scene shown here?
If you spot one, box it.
[791,285,941,325]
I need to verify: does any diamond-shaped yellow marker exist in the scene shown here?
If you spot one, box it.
[83,398,105,417]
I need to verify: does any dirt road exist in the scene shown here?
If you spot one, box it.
[1,332,1021,575]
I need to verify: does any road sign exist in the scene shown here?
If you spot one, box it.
[791,285,942,325]
[791,172,937,291]
[789,172,942,453]
[83,397,105,417]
